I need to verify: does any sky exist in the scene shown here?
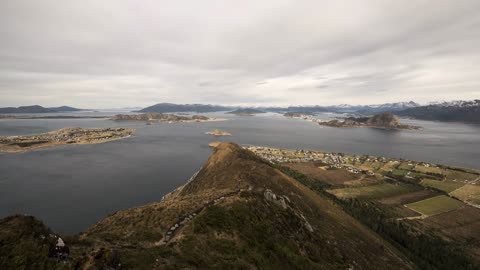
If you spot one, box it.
[1,1,479,108]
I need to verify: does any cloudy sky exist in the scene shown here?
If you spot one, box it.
[1,1,479,108]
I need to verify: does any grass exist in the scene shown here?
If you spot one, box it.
[420,179,465,193]
[405,195,463,216]
[414,165,444,175]
[327,183,420,199]
[450,184,480,206]
[392,169,408,177]
[398,162,414,171]
[444,170,479,182]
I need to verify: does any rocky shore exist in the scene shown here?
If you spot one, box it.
[0,127,135,153]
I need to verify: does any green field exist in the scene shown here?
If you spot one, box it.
[398,162,414,171]
[405,195,463,216]
[392,169,408,177]
[444,170,479,181]
[328,183,419,199]
[420,179,465,193]
[414,165,444,175]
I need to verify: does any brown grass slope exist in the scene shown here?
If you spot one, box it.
[82,142,413,269]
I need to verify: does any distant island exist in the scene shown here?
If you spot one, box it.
[132,100,479,124]
[318,112,421,130]
[0,127,134,153]
[284,112,316,118]
[0,105,85,114]
[227,108,265,116]
[111,113,224,123]
[138,103,231,113]
[205,129,232,136]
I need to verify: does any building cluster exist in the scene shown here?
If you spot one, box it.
[245,146,325,163]
[1,128,132,144]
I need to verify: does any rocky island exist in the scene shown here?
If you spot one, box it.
[0,127,135,153]
[111,113,224,123]
[205,129,232,136]
[318,112,421,130]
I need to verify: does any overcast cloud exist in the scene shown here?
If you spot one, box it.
[1,0,479,108]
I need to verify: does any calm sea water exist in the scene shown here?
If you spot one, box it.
[0,112,479,234]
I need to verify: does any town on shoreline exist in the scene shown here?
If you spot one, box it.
[0,127,135,153]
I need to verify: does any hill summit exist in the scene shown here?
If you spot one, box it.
[0,142,414,269]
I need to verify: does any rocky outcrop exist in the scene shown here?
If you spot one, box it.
[319,112,420,129]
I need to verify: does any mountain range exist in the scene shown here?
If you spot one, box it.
[396,100,480,123]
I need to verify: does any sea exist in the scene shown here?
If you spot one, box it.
[0,111,479,234]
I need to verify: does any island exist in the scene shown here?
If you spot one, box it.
[283,112,315,118]
[227,108,265,116]
[0,127,135,153]
[318,112,420,130]
[205,129,232,136]
[111,113,225,123]
[0,105,86,114]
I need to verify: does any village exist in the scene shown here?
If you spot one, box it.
[243,145,472,182]
[0,127,135,153]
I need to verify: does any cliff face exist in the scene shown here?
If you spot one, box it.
[0,143,414,269]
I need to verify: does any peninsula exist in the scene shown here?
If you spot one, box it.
[0,127,135,153]
[3,143,479,269]
[111,113,224,123]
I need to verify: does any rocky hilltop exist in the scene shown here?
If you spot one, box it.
[0,142,414,269]
[319,112,420,129]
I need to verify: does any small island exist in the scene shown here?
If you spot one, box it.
[205,129,232,136]
[111,113,224,123]
[318,112,421,130]
[227,108,265,116]
[0,127,135,153]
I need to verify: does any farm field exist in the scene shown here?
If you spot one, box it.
[450,184,480,206]
[444,170,479,182]
[414,165,444,175]
[327,183,420,199]
[284,162,360,185]
[405,195,464,216]
[420,179,465,193]
[378,189,438,205]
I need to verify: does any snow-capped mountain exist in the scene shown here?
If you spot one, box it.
[396,100,480,124]
[427,100,480,108]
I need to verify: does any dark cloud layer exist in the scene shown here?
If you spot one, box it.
[1,1,479,108]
